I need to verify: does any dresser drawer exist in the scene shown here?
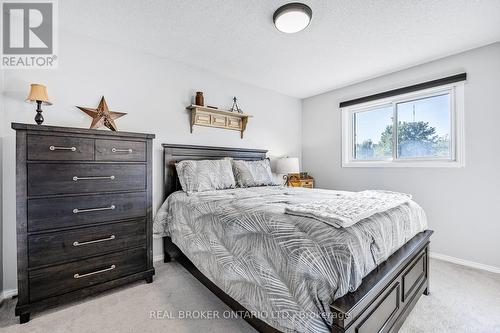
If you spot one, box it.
[27,163,146,196]
[27,192,147,232]
[28,219,146,267]
[29,248,146,302]
[95,139,146,162]
[27,134,94,161]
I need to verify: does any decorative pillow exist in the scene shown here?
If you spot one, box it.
[232,159,276,187]
[175,159,236,193]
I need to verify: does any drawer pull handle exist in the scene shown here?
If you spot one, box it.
[111,148,133,153]
[74,265,116,279]
[73,235,116,246]
[73,205,115,214]
[50,145,77,152]
[73,175,115,181]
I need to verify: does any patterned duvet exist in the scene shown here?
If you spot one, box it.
[153,186,428,333]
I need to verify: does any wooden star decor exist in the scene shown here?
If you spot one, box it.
[77,96,127,131]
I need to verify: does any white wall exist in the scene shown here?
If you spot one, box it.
[1,31,302,292]
[302,42,500,269]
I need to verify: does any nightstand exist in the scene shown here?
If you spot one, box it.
[287,173,314,188]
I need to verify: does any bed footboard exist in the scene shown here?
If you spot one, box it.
[330,230,433,333]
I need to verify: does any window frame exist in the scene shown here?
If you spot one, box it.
[341,82,465,168]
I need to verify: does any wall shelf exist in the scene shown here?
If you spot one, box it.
[186,105,252,139]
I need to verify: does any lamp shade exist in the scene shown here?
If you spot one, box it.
[26,84,52,105]
[276,157,300,174]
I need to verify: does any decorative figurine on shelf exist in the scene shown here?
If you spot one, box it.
[77,96,127,131]
[195,91,205,106]
[229,96,243,113]
[26,84,52,125]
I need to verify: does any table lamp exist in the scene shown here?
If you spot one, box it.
[276,157,300,186]
[26,84,52,125]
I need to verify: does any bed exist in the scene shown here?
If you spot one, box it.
[156,144,433,333]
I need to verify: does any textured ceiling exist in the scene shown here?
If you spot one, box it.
[61,0,500,98]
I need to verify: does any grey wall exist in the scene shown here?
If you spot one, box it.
[1,30,302,292]
[302,42,500,269]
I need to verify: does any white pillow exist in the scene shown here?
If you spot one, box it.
[175,159,236,194]
[232,159,277,187]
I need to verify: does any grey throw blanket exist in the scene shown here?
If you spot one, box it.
[154,186,427,333]
[284,190,412,228]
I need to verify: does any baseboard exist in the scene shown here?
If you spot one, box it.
[153,254,164,262]
[1,288,18,300]
[430,252,500,274]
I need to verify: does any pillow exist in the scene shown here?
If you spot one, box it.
[232,159,276,187]
[175,159,236,193]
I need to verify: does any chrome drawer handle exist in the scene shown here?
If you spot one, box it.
[73,205,115,214]
[73,175,115,181]
[73,235,116,246]
[74,265,116,279]
[50,145,76,152]
[111,148,133,153]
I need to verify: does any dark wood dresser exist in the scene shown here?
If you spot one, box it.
[12,123,155,323]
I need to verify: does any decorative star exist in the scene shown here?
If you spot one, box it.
[77,96,127,131]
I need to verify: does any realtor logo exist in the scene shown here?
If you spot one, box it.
[1,0,58,68]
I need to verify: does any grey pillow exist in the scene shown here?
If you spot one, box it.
[175,159,236,194]
[232,159,276,187]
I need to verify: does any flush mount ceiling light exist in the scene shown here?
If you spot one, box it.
[273,3,312,34]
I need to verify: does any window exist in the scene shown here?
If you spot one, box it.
[342,83,464,167]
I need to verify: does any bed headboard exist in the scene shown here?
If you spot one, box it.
[162,144,267,200]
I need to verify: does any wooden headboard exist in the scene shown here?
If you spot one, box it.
[162,144,267,200]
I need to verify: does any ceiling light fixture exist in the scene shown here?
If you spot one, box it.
[273,3,312,34]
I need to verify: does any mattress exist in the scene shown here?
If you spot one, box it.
[153,186,428,333]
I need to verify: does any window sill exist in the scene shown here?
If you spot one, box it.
[342,160,464,168]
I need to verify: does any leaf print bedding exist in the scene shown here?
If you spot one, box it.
[153,186,428,333]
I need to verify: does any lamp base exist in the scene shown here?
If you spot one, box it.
[35,101,44,125]
[282,174,289,186]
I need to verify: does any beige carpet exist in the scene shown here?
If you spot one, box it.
[1,258,499,333]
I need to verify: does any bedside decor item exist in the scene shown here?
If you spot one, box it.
[195,91,205,106]
[186,104,252,138]
[26,84,52,125]
[77,96,127,131]
[12,122,155,323]
[276,157,300,185]
[229,96,243,113]
[288,173,314,188]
